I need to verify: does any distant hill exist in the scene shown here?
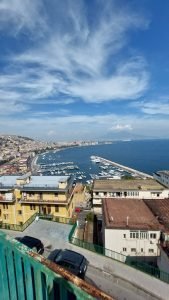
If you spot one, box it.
[0,134,35,141]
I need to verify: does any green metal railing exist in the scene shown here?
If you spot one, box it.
[0,213,38,232]
[38,214,76,225]
[69,225,169,284]
[0,231,106,300]
[0,213,76,232]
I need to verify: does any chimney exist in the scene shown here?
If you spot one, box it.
[126,216,129,226]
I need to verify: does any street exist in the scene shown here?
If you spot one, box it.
[1,219,166,300]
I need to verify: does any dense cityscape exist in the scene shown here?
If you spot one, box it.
[0,134,103,176]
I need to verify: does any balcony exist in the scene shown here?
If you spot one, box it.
[0,194,16,202]
[20,196,68,204]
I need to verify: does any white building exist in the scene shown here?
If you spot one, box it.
[144,198,169,273]
[92,179,169,214]
[102,198,162,262]
[153,171,169,188]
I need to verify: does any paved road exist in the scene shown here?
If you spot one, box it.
[1,220,167,300]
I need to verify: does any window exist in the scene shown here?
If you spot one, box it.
[149,249,154,253]
[30,204,36,210]
[123,234,126,238]
[3,204,8,209]
[55,205,59,212]
[141,248,144,252]
[140,231,148,239]
[103,192,107,196]
[4,214,8,220]
[18,210,22,215]
[48,206,51,214]
[150,233,156,239]
[123,248,127,252]
[130,231,139,239]
[131,248,136,252]
[95,192,99,196]
[54,193,58,196]
[19,222,23,226]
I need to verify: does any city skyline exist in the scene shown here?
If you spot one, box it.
[0,0,169,141]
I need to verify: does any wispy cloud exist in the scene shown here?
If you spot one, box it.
[0,113,169,141]
[0,0,157,140]
[0,0,47,35]
[2,0,149,107]
[135,101,169,115]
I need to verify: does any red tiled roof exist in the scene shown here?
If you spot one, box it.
[103,198,163,231]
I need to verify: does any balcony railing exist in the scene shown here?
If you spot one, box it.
[0,231,112,300]
[20,197,68,204]
[0,194,16,202]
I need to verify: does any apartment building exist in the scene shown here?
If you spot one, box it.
[153,170,169,188]
[92,178,169,213]
[0,174,76,225]
[102,198,162,262]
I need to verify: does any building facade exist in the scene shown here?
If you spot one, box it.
[102,198,162,261]
[0,174,76,225]
[153,171,169,188]
[92,179,169,213]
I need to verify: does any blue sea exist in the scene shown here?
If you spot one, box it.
[36,139,169,181]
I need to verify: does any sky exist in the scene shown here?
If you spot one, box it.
[0,0,169,142]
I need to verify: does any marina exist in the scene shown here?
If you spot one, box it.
[34,149,153,184]
[91,156,153,179]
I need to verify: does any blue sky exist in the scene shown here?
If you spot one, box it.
[0,0,169,141]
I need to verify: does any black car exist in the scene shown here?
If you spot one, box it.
[48,249,87,279]
[15,236,44,254]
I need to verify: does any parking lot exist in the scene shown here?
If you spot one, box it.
[1,219,72,257]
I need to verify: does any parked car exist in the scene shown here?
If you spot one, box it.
[15,236,44,254]
[48,249,88,279]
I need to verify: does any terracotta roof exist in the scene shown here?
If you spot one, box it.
[103,198,163,231]
[93,179,165,191]
[144,199,169,232]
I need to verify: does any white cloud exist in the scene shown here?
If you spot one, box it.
[0,113,169,141]
[0,0,47,35]
[139,101,169,115]
[110,124,133,131]
[0,0,156,140]
[6,0,149,105]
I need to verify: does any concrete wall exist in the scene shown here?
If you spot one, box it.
[154,173,169,188]
[104,228,161,257]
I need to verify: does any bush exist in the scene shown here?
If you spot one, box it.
[86,212,94,221]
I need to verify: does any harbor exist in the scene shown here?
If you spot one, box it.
[32,149,153,184]
[91,156,153,179]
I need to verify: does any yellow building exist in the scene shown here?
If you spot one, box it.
[0,174,76,225]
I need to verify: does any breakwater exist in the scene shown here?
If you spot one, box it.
[95,156,153,179]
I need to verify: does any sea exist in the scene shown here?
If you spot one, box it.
[36,139,169,183]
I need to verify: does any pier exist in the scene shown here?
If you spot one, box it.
[95,156,153,179]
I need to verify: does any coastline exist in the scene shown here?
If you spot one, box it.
[30,140,169,179]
